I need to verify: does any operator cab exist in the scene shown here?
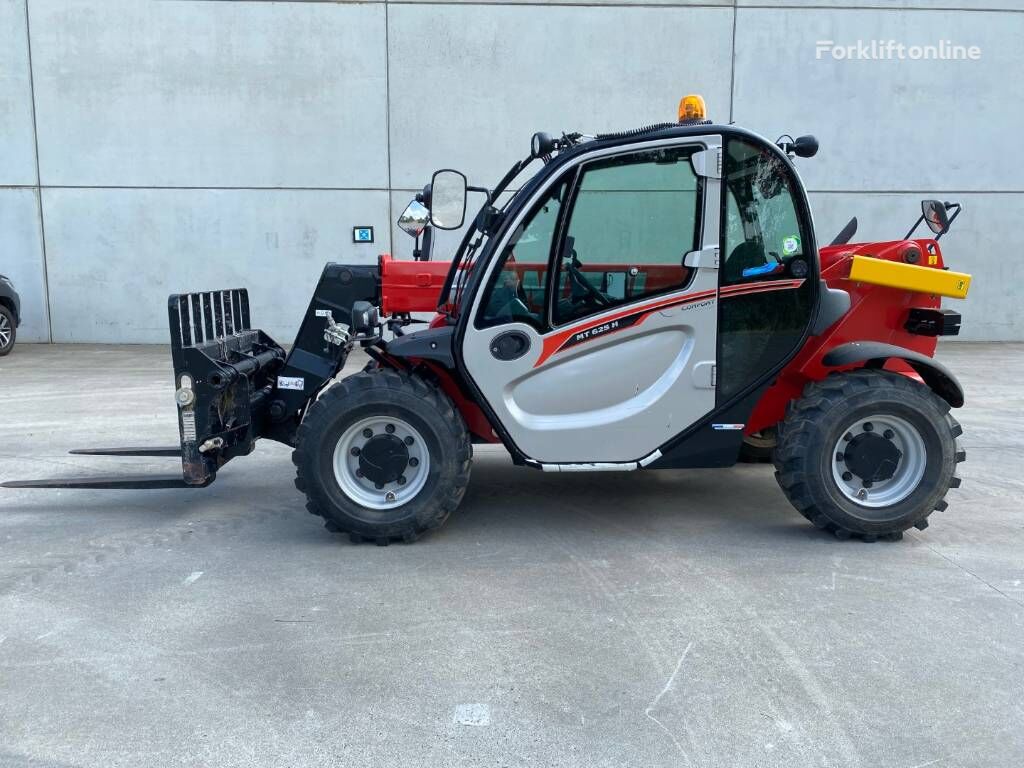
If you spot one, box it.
[394,95,825,469]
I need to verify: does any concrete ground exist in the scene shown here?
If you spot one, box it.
[1,343,1022,768]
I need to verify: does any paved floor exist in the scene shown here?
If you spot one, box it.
[1,343,1022,768]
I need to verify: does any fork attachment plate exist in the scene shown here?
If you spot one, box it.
[169,289,286,485]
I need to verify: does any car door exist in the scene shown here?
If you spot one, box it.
[460,135,723,465]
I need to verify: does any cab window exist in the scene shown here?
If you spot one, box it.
[553,147,702,325]
[477,180,568,331]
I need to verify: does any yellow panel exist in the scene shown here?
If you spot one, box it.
[848,255,971,299]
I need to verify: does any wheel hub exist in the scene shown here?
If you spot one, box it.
[358,434,409,485]
[843,432,901,483]
[332,416,429,509]
[831,415,927,509]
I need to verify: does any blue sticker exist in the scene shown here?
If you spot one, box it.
[352,226,374,244]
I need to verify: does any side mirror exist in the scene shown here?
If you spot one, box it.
[922,199,950,236]
[429,169,467,230]
[397,200,429,238]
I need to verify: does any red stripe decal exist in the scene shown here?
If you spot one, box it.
[720,278,806,297]
[531,278,805,368]
[534,288,717,367]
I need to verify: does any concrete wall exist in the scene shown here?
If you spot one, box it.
[2,0,1021,343]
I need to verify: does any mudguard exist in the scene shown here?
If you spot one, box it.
[821,341,964,408]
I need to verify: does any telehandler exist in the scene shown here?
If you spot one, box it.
[6,95,972,544]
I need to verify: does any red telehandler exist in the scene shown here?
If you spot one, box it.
[5,95,972,544]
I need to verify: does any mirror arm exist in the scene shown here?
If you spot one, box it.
[467,185,493,205]
[904,214,925,240]
[417,227,434,262]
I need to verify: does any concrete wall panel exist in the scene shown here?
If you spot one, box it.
[388,3,734,189]
[28,0,388,188]
[739,1,1021,9]
[400,0,731,4]
[733,8,1022,193]
[42,189,391,343]
[0,189,48,342]
[1,0,38,186]
[809,190,1019,342]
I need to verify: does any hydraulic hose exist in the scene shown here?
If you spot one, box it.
[594,120,712,141]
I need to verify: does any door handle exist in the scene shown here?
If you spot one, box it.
[490,330,531,361]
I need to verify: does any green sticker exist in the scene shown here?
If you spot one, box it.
[782,235,801,256]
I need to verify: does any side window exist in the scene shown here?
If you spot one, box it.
[718,137,815,400]
[553,147,702,325]
[477,180,568,331]
[722,144,806,286]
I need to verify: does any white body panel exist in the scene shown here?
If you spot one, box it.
[461,136,723,464]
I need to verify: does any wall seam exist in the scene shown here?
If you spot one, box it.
[384,1,395,256]
[5,184,1019,195]
[728,0,737,122]
[209,2,1024,12]
[22,0,52,343]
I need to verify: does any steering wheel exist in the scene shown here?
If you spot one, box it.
[567,257,611,308]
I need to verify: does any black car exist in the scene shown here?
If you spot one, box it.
[0,273,21,356]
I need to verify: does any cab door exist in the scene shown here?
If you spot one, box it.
[460,136,723,465]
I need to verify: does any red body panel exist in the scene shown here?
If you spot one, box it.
[378,237,952,445]
[379,255,452,314]
[746,238,944,434]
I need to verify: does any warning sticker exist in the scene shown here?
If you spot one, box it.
[782,235,801,256]
[277,376,305,391]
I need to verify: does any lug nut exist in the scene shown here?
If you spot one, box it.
[350,447,360,457]
[863,480,874,489]
[883,429,895,440]
[843,432,853,442]
[397,476,407,485]
[375,482,385,490]
[355,468,363,478]
[863,422,874,432]
[842,471,853,482]
[404,436,414,446]
[363,428,373,438]
[385,424,396,434]
[836,453,845,462]
[857,489,868,500]
[409,457,419,467]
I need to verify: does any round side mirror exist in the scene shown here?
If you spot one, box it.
[397,200,429,238]
[922,199,950,236]
[430,169,468,230]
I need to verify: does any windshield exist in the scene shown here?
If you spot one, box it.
[442,156,545,320]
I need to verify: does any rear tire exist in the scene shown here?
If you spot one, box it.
[773,370,964,541]
[0,306,15,356]
[739,428,776,463]
[292,369,472,544]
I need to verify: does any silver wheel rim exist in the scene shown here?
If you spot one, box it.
[332,416,430,510]
[0,314,10,347]
[831,414,927,508]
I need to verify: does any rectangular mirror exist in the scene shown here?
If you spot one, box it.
[430,169,467,230]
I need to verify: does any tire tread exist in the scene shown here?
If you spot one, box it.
[291,368,472,544]
[773,369,963,542]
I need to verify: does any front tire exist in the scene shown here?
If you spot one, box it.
[0,306,15,356]
[293,369,472,544]
[773,370,964,541]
